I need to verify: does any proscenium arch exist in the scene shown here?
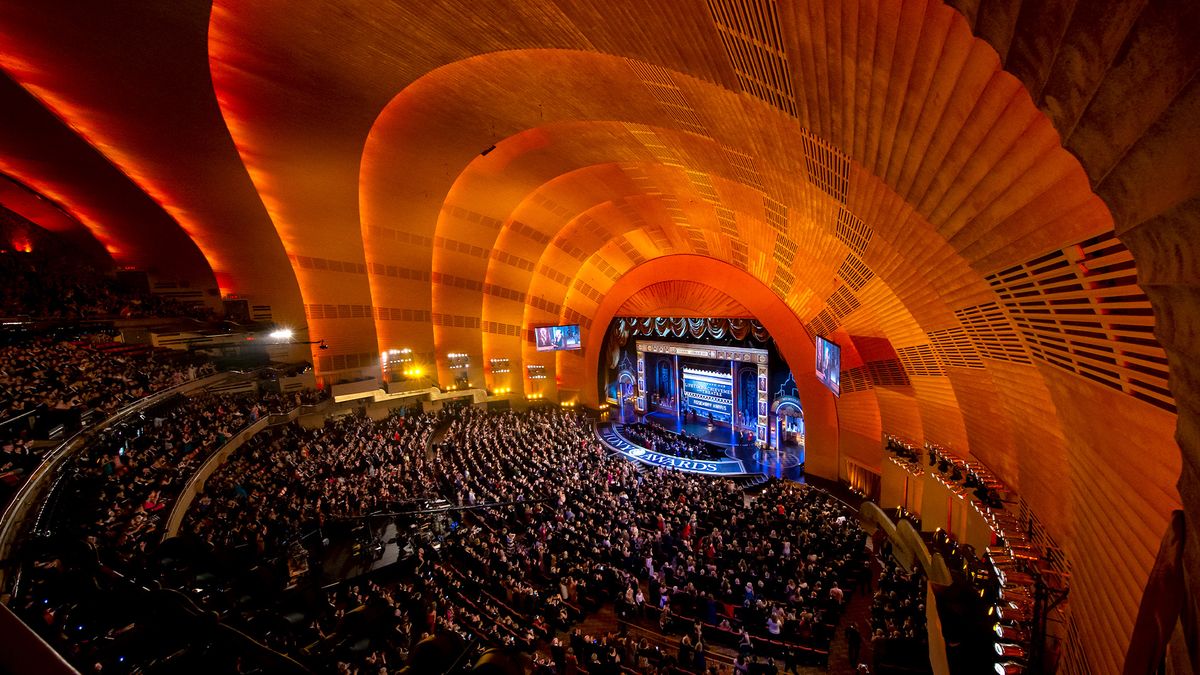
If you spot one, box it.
[582,254,840,480]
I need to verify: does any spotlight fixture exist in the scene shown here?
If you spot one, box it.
[480,144,496,156]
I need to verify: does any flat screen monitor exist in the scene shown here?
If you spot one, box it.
[815,335,841,396]
[534,324,581,352]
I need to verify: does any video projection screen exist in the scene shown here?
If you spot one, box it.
[815,336,841,396]
[682,367,734,423]
[534,324,581,352]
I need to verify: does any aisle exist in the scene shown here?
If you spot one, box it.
[827,569,876,675]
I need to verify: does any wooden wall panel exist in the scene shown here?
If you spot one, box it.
[1041,366,1181,675]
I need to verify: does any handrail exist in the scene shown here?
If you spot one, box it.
[163,400,331,540]
[0,372,228,594]
[0,404,44,435]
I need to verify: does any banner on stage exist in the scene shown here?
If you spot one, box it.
[597,424,747,475]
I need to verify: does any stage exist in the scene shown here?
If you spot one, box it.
[644,410,750,447]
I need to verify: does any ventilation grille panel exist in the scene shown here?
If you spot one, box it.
[835,207,872,255]
[986,232,1172,412]
[827,286,861,320]
[706,0,797,117]
[897,344,946,377]
[928,327,984,369]
[836,255,874,291]
[801,131,850,203]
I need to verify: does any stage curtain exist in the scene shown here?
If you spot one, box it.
[751,321,769,342]
[707,318,726,339]
[687,318,706,338]
[728,319,750,340]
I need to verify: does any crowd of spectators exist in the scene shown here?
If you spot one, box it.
[0,333,215,423]
[185,410,443,557]
[871,558,927,643]
[12,385,330,673]
[169,407,868,673]
[620,421,728,461]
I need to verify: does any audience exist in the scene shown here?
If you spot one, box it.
[0,333,214,423]
[174,408,866,673]
[621,421,728,461]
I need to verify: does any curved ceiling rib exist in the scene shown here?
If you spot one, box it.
[0,1,302,311]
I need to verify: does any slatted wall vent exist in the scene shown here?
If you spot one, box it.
[250,305,272,322]
[685,170,721,203]
[318,352,377,373]
[492,247,540,270]
[368,225,433,248]
[563,307,594,330]
[731,239,749,269]
[444,204,503,230]
[369,264,432,282]
[835,207,872,255]
[435,236,489,260]
[509,220,551,245]
[827,286,861,320]
[527,296,562,316]
[374,307,433,323]
[836,254,874,291]
[705,0,797,117]
[808,309,838,337]
[716,205,739,237]
[482,283,526,303]
[431,313,482,329]
[986,232,1173,413]
[771,267,794,296]
[305,303,374,320]
[954,301,1031,364]
[538,264,572,287]
[763,195,790,234]
[625,124,688,168]
[897,344,946,377]
[554,240,589,263]
[867,359,911,387]
[627,59,712,137]
[645,223,675,251]
[482,321,522,337]
[928,327,984,369]
[617,237,647,265]
[593,257,622,282]
[801,131,850,203]
[432,271,484,292]
[841,365,873,393]
[573,279,604,304]
[721,145,767,192]
[531,193,573,219]
[615,200,648,229]
[292,255,368,275]
[773,234,797,266]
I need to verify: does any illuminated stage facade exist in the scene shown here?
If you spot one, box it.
[601,317,807,476]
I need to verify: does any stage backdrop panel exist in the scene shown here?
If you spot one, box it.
[681,367,733,423]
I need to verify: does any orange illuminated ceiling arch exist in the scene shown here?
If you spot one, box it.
[583,254,840,478]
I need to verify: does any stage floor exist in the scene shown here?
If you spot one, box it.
[608,411,805,481]
[642,410,750,448]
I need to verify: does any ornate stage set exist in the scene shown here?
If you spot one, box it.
[600,317,812,479]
